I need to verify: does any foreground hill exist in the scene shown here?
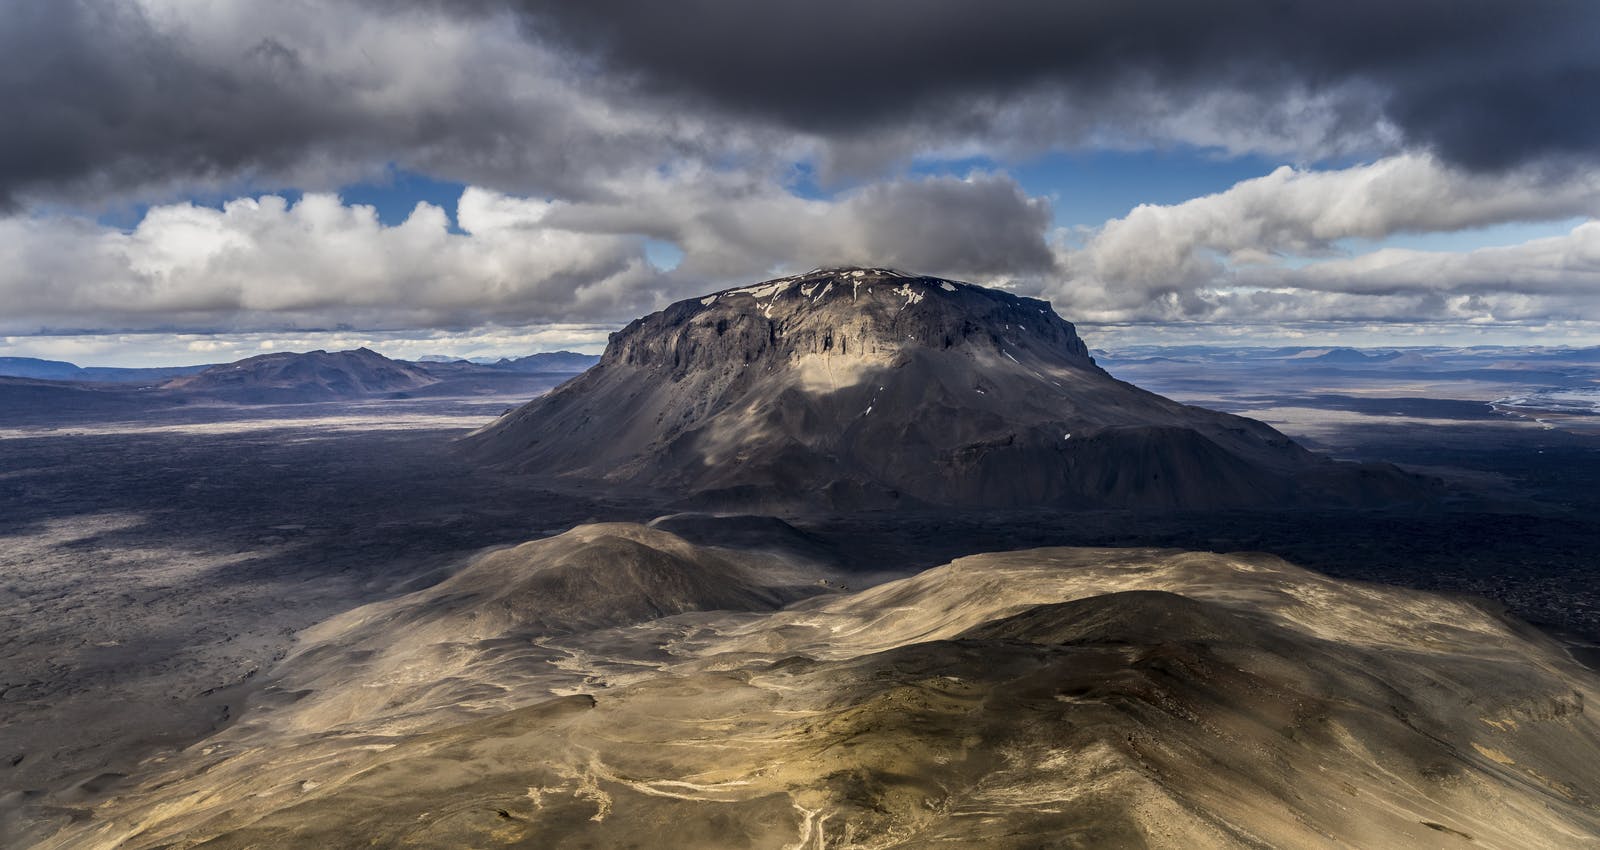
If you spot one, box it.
[162,347,438,402]
[466,267,1424,510]
[39,525,1600,849]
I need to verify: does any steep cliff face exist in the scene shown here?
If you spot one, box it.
[604,267,1091,374]
[466,268,1423,510]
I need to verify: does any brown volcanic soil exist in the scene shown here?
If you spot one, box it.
[36,530,1600,850]
[466,268,1426,510]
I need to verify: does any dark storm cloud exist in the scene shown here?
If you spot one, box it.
[0,2,344,208]
[4,0,1596,209]
[483,0,1600,170]
[0,0,724,208]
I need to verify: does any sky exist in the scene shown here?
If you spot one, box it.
[2,1,1600,366]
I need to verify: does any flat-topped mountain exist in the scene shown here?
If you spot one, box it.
[467,268,1424,510]
[163,347,438,403]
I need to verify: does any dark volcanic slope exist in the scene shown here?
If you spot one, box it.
[467,268,1421,510]
[164,347,437,403]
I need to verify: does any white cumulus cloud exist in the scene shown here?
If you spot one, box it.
[1045,155,1600,325]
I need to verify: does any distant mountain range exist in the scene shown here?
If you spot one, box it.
[0,350,597,383]
[0,357,210,384]
[416,351,600,373]
[1096,343,1600,367]
[0,347,602,416]
[490,351,602,372]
